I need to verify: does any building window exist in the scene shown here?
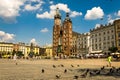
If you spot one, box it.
[92,39,94,43]
[108,36,110,40]
[118,32,120,38]
[99,43,101,49]
[99,33,101,36]
[103,32,105,35]
[111,30,113,33]
[104,37,106,40]
[117,25,120,29]
[92,35,94,38]
[119,39,120,46]
[111,35,114,39]
[95,34,97,37]
[111,41,114,47]
[95,44,97,49]
[99,38,101,41]
[95,39,97,42]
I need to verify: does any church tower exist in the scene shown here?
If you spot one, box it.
[62,13,72,56]
[53,7,62,57]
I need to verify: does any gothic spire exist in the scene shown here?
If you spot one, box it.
[64,12,72,22]
[54,7,61,19]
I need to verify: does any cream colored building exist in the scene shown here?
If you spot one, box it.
[25,45,40,57]
[90,24,115,53]
[0,42,13,54]
[114,19,120,51]
[45,47,52,57]
[77,33,90,54]
[0,42,40,58]
[18,42,26,57]
[71,32,80,55]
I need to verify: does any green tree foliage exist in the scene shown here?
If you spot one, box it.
[108,47,118,53]
[28,52,34,58]
[16,51,24,58]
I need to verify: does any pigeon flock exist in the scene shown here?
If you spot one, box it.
[40,64,120,80]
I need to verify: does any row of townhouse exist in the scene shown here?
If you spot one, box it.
[72,19,120,55]
[0,42,40,58]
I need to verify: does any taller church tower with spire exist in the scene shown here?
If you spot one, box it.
[53,8,72,57]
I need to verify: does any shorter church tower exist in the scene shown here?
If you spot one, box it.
[62,13,72,56]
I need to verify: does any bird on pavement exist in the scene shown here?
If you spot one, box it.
[64,69,67,73]
[53,65,56,68]
[73,75,79,80]
[41,69,44,73]
[80,69,89,78]
[71,64,74,67]
[56,75,61,79]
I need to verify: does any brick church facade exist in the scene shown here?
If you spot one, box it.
[52,8,72,57]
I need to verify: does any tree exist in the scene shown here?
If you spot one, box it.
[16,51,24,58]
[108,47,118,53]
[28,52,34,58]
[12,50,16,56]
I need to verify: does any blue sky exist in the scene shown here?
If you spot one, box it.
[0,0,120,47]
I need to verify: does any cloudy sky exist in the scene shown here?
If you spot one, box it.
[0,0,120,46]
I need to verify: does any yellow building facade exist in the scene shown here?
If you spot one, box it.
[0,42,40,58]
[45,47,52,57]
[0,42,13,54]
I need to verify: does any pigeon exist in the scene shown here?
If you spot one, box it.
[41,69,44,73]
[53,65,56,68]
[95,70,100,75]
[71,65,74,67]
[73,75,79,79]
[56,75,61,79]
[89,70,100,77]
[61,64,64,67]
[116,67,120,73]
[64,69,67,73]
[16,62,18,65]
[80,69,89,78]
[77,65,80,67]
[101,66,105,70]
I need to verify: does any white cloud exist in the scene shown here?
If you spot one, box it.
[108,17,120,24]
[95,24,101,29]
[70,11,82,17]
[40,28,49,32]
[49,1,53,4]
[36,3,82,19]
[24,0,44,11]
[107,14,114,24]
[0,31,15,42]
[50,3,70,12]
[85,7,104,20]
[107,15,120,24]
[30,38,37,45]
[36,11,54,19]
[44,43,52,47]
[107,15,112,21]
[0,0,25,22]
[117,10,120,16]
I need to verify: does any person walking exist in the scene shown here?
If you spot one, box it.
[108,55,112,67]
[13,54,17,65]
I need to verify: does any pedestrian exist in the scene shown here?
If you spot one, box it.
[108,55,112,67]
[13,54,17,65]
